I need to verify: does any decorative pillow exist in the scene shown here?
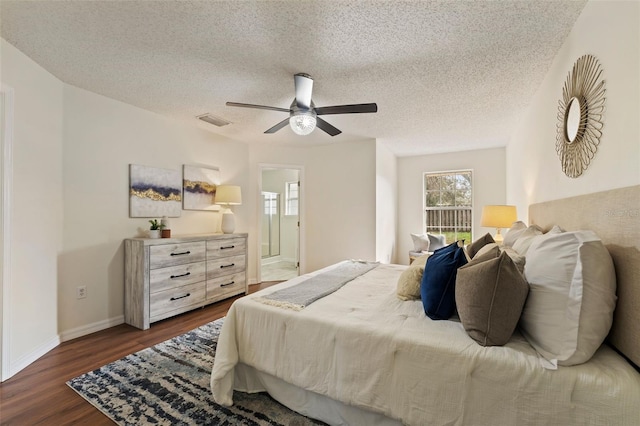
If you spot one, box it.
[412,253,430,268]
[427,233,447,251]
[420,242,468,320]
[410,233,431,252]
[521,231,616,367]
[397,254,430,300]
[475,243,500,259]
[511,225,543,255]
[503,221,527,247]
[456,251,529,346]
[477,244,525,274]
[397,266,424,301]
[501,247,526,274]
[466,233,495,259]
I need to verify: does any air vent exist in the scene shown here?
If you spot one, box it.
[197,113,231,127]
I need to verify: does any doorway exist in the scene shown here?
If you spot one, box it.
[259,166,301,282]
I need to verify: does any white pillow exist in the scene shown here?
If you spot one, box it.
[427,233,447,250]
[502,221,527,247]
[511,225,543,255]
[410,233,431,252]
[521,230,616,367]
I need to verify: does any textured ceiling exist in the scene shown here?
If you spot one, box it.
[0,1,586,156]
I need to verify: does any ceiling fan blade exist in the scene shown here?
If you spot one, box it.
[294,73,313,109]
[226,102,290,113]
[315,103,378,115]
[316,117,342,137]
[264,117,291,134]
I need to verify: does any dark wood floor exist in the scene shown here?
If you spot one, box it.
[0,282,278,425]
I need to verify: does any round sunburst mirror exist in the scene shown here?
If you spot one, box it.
[556,54,606,178]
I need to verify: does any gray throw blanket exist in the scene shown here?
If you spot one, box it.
[254,260,379,311]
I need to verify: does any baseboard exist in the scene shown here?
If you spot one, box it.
[7,334,60,381]
[60,315,125,343]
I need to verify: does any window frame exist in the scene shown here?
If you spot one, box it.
[284,181,299,216]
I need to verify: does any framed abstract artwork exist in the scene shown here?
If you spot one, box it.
[182,165,221,211]
[129,164,182,218]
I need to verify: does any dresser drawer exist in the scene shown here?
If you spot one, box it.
[206,272,246,301]
[207,255,246,278]
[149,242,206,269]
[150,281,206,320]
[149,261,206,293]
[207,238,246,259]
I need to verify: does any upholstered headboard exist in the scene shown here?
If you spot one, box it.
[529,185,640,368]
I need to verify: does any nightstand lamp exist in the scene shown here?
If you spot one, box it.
[215,185,242,234]
[481,205,517,244]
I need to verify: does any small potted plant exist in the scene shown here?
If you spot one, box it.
[148,219,165,239]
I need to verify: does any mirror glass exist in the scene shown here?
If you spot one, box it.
[565,97,581,143]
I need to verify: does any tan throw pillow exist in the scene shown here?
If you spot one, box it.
[397,265,424,301]
[455,251,529,346]
[501,247,526,274]
[398,253,431,300]
[466,233,495,259]
[411,253,430,268]
[475,243,500,259]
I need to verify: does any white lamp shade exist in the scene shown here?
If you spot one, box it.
[481,205,517,229]
[215,185,242,205]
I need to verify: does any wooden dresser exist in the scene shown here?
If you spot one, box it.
[124,233,247,330]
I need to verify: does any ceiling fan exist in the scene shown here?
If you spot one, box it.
[226,73,377,136]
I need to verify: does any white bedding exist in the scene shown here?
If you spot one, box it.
[211,261,640,425]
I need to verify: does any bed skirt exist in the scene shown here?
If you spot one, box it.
[234,363,402,426]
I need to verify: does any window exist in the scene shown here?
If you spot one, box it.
[263,192,278,215]
[285,181,299,216]
[424,170,472,244]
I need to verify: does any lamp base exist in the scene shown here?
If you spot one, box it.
[494,229,504,245]
[221,211,235,234]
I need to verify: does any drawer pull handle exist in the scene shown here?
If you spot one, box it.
[170,251,191,256]
[221,245,235,250]
[170,272,191,279]
[170,293,191,301]
[220,263,235,269]
[221,281,235,287]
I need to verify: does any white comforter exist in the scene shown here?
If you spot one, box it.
[211,262,640,425]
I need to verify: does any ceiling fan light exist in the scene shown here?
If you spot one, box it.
[289,113,317,135]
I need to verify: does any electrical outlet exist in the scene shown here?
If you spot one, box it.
[76,286,87,299]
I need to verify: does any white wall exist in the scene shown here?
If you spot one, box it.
[376,141,397,263]
[249,139,377,274]
[1,40,63,378]
[59,85,250,339]
[507,1,640,218]
[397,147,506,265]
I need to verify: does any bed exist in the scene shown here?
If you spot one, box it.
[211,186,640,425]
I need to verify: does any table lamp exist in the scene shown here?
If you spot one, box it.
[215,185,242,234]
[480,205,517,244]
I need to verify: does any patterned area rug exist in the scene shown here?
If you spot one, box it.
[67,318,325,425]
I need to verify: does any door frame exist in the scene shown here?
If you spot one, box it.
[1,85,15,381]
[257,164,305,283]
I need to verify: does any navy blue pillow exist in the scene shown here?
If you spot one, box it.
[420,242,468,320]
